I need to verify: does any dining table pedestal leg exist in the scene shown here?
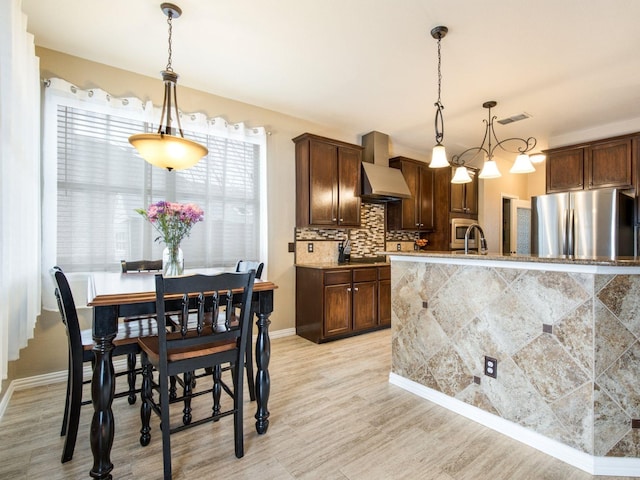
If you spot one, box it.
[90,306,117,479]
[254,290,272,434]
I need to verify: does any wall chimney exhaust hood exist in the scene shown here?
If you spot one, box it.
[360,131,412,202]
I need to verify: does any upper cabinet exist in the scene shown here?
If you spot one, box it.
[387,156,434,231]
[546,135,635,194]
[294,133,363,228]
[546,148,585,192]
[450,166,478,216]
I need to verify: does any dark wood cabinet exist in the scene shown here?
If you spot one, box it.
[450,167,478,215]
[387,157,434,231]
[588,138,633,190]
[294,133,363,228]
[323,277,352,337]
[546,147,585,193]
[295,265,391,343]
[352,268,378,331]
[545,135,634,193]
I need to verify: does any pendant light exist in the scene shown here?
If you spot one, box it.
[128,3,208,171]
[452,101,538,179]
[429,26,449,169]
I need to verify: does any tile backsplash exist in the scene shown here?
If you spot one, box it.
[295,203,425,263]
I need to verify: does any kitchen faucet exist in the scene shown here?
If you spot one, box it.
[464,223,488,254]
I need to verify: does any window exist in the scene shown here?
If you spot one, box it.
[43,78,267,275]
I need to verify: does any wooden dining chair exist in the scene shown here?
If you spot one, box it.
[138,270,256,480]
[120,258,171,393]
[121,259,163,273]
[50,266,158,463]
[234,260,263,401]
[235,259,263,279]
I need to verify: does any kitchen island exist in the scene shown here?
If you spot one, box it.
[385,251,640,476]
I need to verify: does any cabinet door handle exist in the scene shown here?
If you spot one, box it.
[339,218,344,222]
[347,287,352,292]
[332,217,337,221]
[353,287,359,292]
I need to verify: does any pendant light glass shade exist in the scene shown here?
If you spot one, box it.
[430,143,449,168]
[451,166,472,184]
[129,133,208,171]
[128,3,208,171]
[510,153,536,174]
[479,159,501,179]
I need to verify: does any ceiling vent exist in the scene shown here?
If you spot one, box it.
[497,112,531,125]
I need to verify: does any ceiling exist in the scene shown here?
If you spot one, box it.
[21,0,640,166]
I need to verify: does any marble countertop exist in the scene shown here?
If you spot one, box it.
[381,251,640,267]
[295,261,390,270]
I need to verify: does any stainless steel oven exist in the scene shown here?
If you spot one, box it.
[450,218,477,250]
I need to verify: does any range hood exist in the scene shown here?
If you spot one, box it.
[360,131,412,202]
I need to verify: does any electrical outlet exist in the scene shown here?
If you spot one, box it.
[396,243,401,251]
[484,356,497,378]
[307,242,314,253]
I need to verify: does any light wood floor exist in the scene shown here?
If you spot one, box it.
[0,329,635,480]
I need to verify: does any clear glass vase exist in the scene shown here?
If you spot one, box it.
[162,244,184,276]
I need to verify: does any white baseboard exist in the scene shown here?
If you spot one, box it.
[389,372,640,477]
[0,327,296,421]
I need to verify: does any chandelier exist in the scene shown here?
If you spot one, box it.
[429,26,449,169]
[128,3,208,171]
[451,100,540,182]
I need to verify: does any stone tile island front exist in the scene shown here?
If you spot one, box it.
[385,251,640,477]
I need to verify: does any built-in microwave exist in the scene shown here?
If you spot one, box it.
[450,218,477,250]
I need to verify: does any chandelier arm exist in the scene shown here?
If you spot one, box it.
[451,146,489,167]
[493,136,537,155]
[172,82,185,137]
[158,78,171,135]
[478,118,492,155]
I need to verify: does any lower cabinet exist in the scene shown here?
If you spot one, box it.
[296,265,391,343]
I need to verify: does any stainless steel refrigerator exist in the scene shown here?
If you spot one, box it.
[531,188,634,258]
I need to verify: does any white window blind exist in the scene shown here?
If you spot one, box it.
[44,78,266,278]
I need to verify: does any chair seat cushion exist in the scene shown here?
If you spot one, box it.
[138,332,237,363]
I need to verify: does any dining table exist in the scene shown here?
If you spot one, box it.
[86,268,276,480]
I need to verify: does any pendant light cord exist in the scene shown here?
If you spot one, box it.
[166,10,174,72]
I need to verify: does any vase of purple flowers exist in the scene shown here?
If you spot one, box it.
[136,201,204,276]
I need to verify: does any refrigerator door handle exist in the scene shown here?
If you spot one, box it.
[567,208,574,256]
